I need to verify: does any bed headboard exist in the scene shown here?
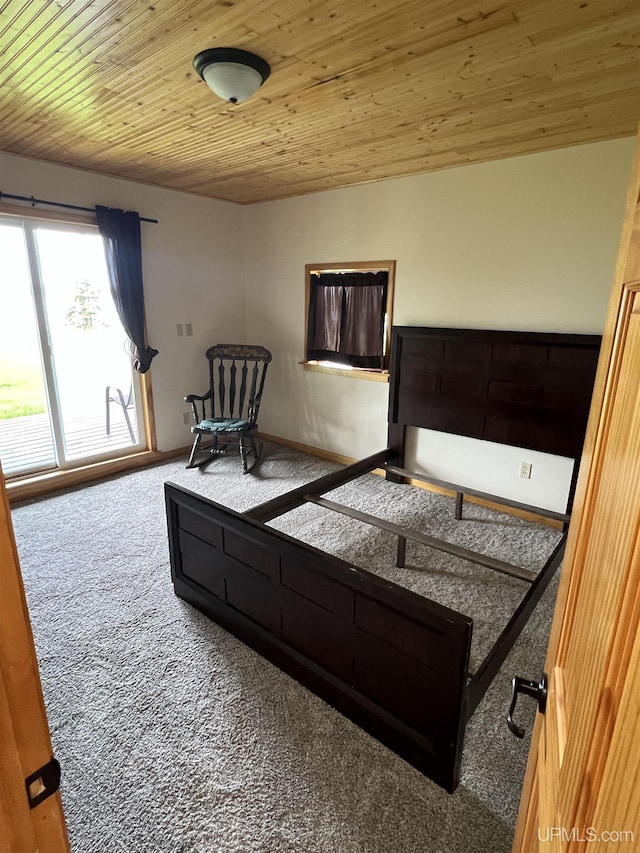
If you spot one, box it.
[388,326,601,461]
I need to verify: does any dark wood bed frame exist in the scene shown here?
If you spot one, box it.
[166,326,601,792]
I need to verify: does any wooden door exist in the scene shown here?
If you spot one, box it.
[0,465,70,852]
[513,133,640,850]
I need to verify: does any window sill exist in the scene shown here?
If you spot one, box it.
[301,362,389,383]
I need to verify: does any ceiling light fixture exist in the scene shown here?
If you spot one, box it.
[193,47,271,104]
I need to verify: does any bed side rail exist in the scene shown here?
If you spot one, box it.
[465,533,567,721]
[246,448,395,522]
[384,464,571,527]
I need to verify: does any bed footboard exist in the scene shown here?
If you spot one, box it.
[165,482,473,792]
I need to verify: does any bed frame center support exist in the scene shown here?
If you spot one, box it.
[303,495,536,583]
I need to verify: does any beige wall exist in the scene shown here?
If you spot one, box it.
[0,152,245,452]
[1,138,635,509]
[244,137,636,510]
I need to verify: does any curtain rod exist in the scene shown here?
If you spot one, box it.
[0,191,158,224]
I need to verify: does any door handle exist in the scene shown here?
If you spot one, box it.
[507,672,548,738]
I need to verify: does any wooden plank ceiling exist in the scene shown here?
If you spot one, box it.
[0,0,638,204]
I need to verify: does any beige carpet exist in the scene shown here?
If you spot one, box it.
[12,442,560,852]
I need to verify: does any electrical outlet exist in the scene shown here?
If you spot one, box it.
[182,411,191,425]
[176,323,184,336]
[185,323,193,337]
[520,461,532,480]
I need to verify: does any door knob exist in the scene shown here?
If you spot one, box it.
[507,672,548,738]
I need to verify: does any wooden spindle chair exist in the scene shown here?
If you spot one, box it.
[185,344,272,473]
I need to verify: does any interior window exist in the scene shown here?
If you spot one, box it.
[304,261,395,375]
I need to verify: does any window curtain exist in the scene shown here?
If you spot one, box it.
[307,271,388,368]
[96,205,158,374]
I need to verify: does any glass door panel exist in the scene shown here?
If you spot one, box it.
[34,227,143,462]
[0,223,56,476]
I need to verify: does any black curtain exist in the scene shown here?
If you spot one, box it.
[307,271,388,368]
[96,205,158,373]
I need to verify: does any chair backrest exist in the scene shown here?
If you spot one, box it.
[205,344,272,425]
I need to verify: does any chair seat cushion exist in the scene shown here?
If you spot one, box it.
[196,418,252,433]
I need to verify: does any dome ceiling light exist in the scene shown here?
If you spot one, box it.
[193,47,271,104]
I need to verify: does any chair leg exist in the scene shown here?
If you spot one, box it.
[106,386,135,443]
[116,388,136,444]
[241,436,262,474]
[186,434,202,468]
[105,387,111,435]
[188,433,261,474]
[239,437,248,474]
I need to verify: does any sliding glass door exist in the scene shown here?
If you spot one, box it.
[0,222,56,473]
[0,217,145,477]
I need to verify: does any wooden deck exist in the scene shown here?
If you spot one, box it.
[0,410,139,478]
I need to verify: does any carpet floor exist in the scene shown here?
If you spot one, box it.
[11,442,560,852]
